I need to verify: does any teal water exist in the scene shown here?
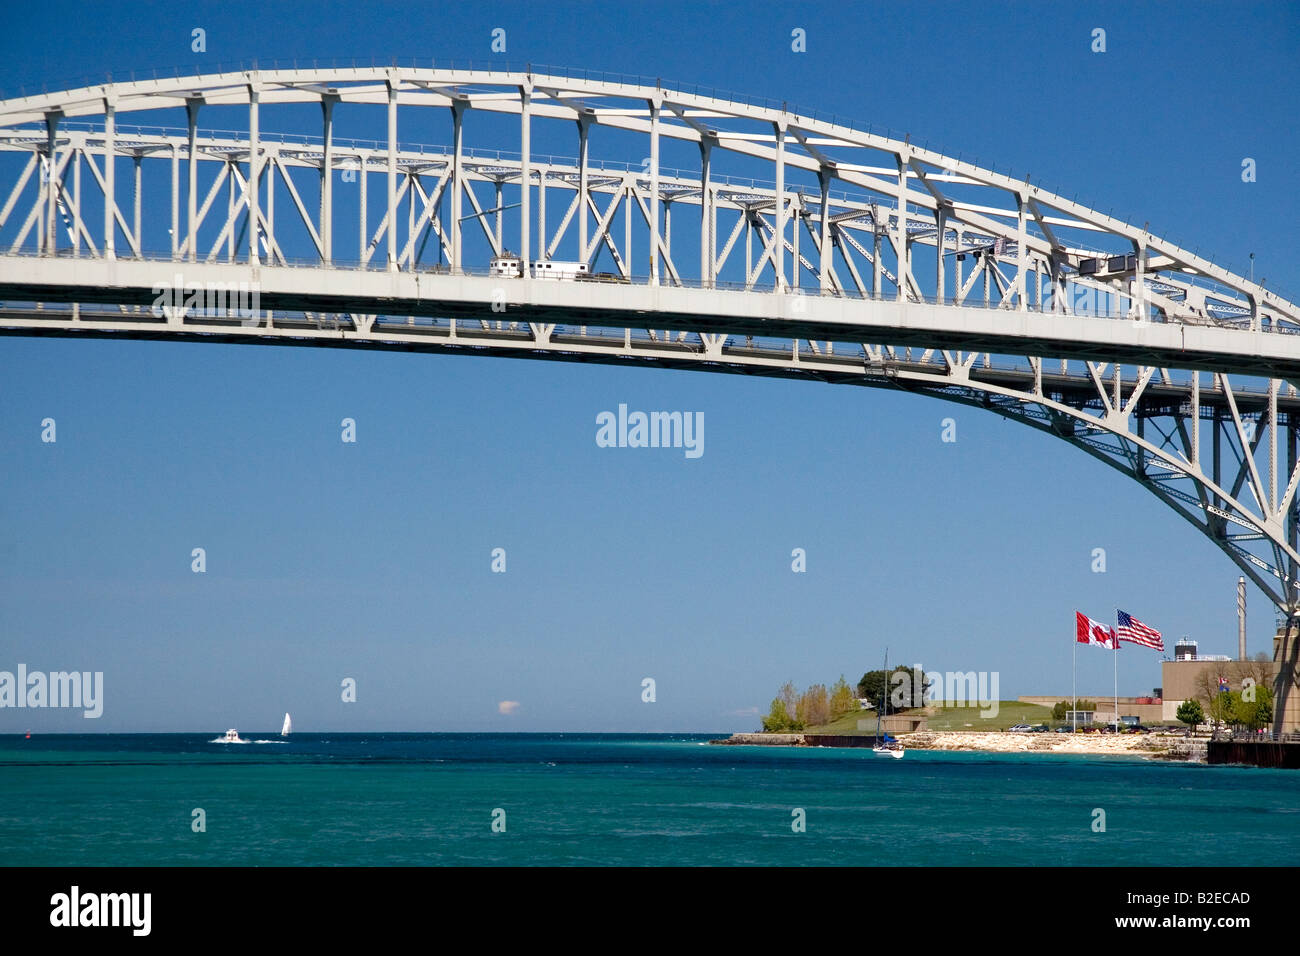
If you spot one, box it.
[1,734,1297,866]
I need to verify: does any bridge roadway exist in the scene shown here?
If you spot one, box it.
[4,254,1300,382]
[3,296,1297,423]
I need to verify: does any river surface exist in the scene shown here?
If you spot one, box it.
[2,733,1295,865]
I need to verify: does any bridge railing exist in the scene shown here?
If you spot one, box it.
[6,245,1289,332]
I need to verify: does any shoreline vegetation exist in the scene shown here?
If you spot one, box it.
[724,698,1211,760]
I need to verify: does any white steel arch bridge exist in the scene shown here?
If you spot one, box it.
[2,61,1300,642]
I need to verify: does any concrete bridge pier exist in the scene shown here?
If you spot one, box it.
[1273,621,1300,736]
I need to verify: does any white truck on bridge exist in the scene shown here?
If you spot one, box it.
[490,254,589,280]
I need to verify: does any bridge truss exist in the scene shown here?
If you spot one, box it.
[1,64,1299,613]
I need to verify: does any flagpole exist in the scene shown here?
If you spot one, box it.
[1072,610,1077,734]
[1113,612,1119,734]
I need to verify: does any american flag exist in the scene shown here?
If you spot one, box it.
[1116,610,1164,650]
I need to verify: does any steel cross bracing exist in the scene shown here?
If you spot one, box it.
[1,67,1298,609]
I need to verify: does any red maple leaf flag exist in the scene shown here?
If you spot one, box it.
[1075,611,1119,649]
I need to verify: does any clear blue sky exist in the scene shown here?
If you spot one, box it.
[1,1,1297,732]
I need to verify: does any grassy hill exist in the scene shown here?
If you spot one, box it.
[804,701,1056,735]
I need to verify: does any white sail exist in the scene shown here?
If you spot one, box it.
[281,712,292,736]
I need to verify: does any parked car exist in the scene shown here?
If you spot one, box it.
[1008,724,1034,733]
[1030,724,1051,733]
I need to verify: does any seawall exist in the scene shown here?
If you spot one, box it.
[1207,739,1300,768]
[710,733,886,748]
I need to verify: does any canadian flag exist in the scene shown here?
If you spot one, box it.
[1075,611,1119,649]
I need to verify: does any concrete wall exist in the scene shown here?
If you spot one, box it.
[1161,659,1279,720]
[1017,696,1163,722]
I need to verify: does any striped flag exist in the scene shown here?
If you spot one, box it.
[1116,610,1164,650]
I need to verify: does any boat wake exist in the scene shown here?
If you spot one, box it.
[252,740,289,745]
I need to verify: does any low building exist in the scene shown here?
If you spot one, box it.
[1018,695,1164,724]
[881,713,927,733]
[1160,655,1278,721]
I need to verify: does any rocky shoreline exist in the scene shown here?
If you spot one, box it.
[712,731,1208,760]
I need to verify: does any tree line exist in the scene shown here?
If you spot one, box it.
[761,667,927,733]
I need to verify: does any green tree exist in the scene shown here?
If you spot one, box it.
[1207,686,1235,730]
[829,675,858,719]
[1176,698,1205,730]
[857,671,884,705]
[1231,684,1273,731]
[857,667,926,711]
[761,698,796,733]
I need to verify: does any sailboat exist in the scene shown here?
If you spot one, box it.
[281,713,292,737]
[872,649,905,758]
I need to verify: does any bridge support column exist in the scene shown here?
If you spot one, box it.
[954,225,963,304]
[386,79,397,272]
[451,100,465,271]
[774,121,785,292]
[538,167,547,261]
[132,155,141,254]
[817,167,830,294]
[186,97,200,264]
[577,116,589,265]
[248,84,260,266]
[226,160,235,261]
[266,152,275,265]
[1016,192,1027,310]
[872,208,882,298]
[624,182,632,278]
[699,139,711,285]
[104,99,117,260]
[520,84,531,272]
[935,204,946,303]
[1050,254,1067,313]
[895,153,908,301]
[321,94,335,266]
[791,196,799,290]
[170,143,178,259]
[1132,237,1146,320]
[494,180,503,251]
[357,154,365,262]
[649,98,660,285]
[44,111,60,257]
[1274,621,1300,736]
[72,145,80,259]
